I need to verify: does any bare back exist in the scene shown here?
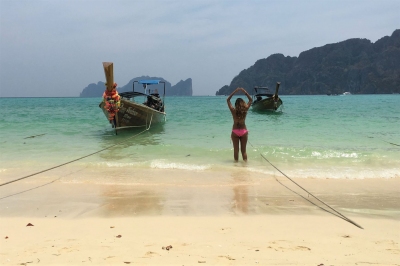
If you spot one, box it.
[228,104,250,129]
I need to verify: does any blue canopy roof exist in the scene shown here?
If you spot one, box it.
[139,80,161,85]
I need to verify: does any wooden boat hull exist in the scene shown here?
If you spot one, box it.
[252,97,283,111]
[100,99,166,129]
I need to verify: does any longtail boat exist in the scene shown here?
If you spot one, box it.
[251,82,283,111]
[99,62,166,133]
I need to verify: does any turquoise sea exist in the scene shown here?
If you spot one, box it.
[0,95,399,183]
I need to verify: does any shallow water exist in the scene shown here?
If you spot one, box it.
[0,94,399,182]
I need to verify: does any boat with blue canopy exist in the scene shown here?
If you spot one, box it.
[99,62,166,133]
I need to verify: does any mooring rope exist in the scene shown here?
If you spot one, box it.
[285,110,398,147]
[0,165,89,201]
[248,140,363,229]
[339,123,400,147]
[272,176,350,220]
[0,113,154,187]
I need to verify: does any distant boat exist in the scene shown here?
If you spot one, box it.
[342,92,352,95]
[99,62,166,134]
[251,82,283,111]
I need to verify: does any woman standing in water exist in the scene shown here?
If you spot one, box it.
[227,87,253,161]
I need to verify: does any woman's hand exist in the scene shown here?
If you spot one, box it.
[239,87,252,105]
[239,87,249,94]
[238,87,248,94]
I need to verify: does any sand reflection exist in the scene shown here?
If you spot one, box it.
[231,172,249,214]
[101,185,164,216]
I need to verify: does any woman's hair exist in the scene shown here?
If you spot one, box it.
[235,98,247,119]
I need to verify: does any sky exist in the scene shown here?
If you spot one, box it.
[0,0,399,97]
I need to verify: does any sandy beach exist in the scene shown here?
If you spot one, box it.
[1,169,399,265]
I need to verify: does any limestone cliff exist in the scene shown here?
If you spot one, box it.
[216,29,400,95]
[80,77,192,97]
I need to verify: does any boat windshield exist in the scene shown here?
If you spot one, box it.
[254,86,269,94]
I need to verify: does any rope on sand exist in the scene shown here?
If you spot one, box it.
[0,114,154,187]
[249,141,363,229]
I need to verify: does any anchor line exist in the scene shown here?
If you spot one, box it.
[248,140,363,229]
[340,123,400,147]
[0,113,155,187]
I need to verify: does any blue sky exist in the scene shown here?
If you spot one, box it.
[1,0,399,97]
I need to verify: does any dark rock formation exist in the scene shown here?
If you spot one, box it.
[80,76,192,97]
[216,29,400,95]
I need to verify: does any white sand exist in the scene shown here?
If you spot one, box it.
[1,169,399,265]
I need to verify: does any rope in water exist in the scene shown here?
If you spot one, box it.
[248,140,363,229]
[0,114,154,187]
[285,111,398,147]
[339,123,400,147]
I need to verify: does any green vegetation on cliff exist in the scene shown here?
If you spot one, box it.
[216,29,400,95]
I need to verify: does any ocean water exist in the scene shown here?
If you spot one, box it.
[0,94,399,183]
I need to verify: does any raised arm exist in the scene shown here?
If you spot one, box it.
[227,87,240,110]
[238,88,252,108]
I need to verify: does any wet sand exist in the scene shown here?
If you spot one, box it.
[0,169,399,265]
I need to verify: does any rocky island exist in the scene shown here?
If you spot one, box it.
[216,29,400,95]
[80,76,192,97]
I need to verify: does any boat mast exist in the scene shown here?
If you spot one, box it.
[102,62,114,92]
[274,82,281,96]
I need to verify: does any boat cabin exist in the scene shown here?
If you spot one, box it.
[119,80,166,112]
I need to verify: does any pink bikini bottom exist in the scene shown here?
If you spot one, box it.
[232,129,248,137]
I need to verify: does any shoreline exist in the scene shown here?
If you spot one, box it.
[1,169,399,217]
[1,170,399,265]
